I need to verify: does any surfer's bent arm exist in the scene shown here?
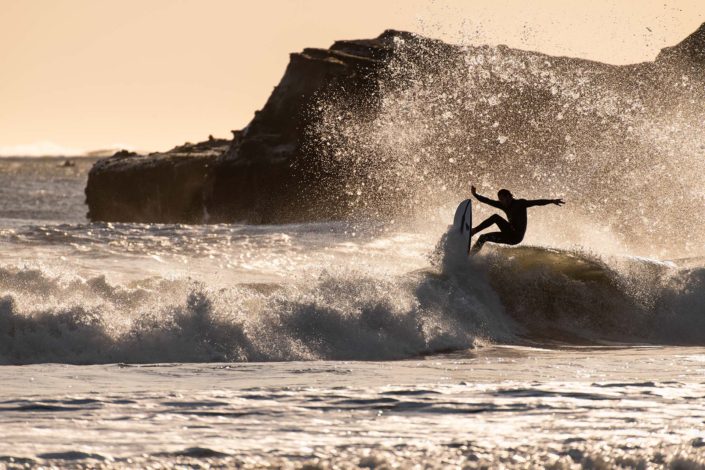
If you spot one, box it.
[471,190,503,209]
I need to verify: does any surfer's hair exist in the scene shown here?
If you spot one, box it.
[497,189,513,199]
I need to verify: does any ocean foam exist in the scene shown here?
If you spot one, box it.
[0,227,704,365]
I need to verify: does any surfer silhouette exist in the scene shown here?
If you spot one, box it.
[469,185,564,254]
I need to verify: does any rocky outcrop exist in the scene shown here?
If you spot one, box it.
[86,139,229,223]
[86,32,401,224]
[86,25,705,224]
[201,32,417,223]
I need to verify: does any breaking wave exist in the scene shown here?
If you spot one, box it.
[1,226,704,365]
[438,228,705,345]
[0,256,506,365]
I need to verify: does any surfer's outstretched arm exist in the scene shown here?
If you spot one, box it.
[471,185,502,209]
[525,198,565,207]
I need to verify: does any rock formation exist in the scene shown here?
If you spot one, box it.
[86,140,228,223]
[86,25,705,227]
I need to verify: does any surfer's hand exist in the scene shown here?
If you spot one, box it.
[471,185,477,196]
[554,198,565,206]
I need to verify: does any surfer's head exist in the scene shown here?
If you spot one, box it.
[497,189,513,205]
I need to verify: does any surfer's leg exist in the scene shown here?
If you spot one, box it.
[470,226,522,254]
[470,232,504,254]
[472,214,509,236]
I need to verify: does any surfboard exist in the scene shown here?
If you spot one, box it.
[453,199,473,254]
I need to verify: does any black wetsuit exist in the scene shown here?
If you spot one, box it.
[471,194,555,252]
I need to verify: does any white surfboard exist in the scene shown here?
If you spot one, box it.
[453,199,473,254]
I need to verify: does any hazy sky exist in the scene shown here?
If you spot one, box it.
[1,0,703,155]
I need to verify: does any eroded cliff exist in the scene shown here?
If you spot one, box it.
[86,25,705,226]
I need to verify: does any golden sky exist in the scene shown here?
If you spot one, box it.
[0,0,703,155]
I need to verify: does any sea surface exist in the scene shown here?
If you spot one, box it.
[0,158,704,469]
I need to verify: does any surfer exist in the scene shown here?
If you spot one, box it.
[469,185,564,254]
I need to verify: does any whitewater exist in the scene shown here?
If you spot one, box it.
[0,157,702,468]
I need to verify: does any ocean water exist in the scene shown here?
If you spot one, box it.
[0,157,704,469]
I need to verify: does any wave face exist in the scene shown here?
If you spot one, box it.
[1,225,704,365]
[438,230,705,345]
